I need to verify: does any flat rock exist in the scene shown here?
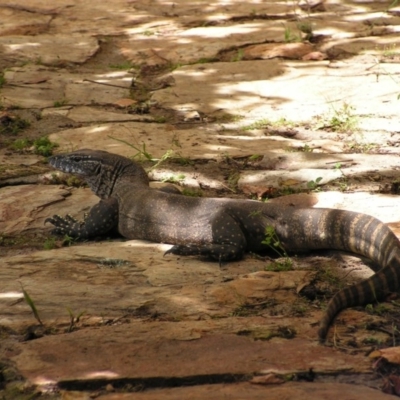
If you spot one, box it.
[0,6,53,36]
[97,382,391,400]
[0,185,97,236]
[1,238,322,329]
[65,106,147,123]
[120,21,300,66]
[49,122,301,159]
[152,59,400,122]
[0,35,99,65]
[10,324,371,385]
[2,65,132,108]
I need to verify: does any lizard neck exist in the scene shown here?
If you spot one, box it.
[87,160,149,199]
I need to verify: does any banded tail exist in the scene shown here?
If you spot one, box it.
[272,207,400,341]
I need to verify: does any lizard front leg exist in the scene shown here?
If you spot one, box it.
[45,198,119,239]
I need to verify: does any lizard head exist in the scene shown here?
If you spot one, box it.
[49,149,149,198]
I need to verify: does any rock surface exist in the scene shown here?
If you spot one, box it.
[2,1,400,399]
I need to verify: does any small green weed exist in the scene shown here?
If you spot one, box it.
[154,116,167,123]
[307,177,323,191]
[381,43,399,59]
[0,115,29,135]
[44,237,57,250]
[262,225,292,268]
[362,336,382,345]
[231,48,244,62]
[265,260,293,271]
[141,30,155,36]
[227,171,240,192]
[346,142,377,153]
[11,138,31,151]
[318,103,358,133]
[365,303,390,316]
[162,174,185,184]
[66,307,86,332]
[181,188,202,197]
[297,21,313,41]
[284,25,302,43]
[63,234,76,246]
[21,285,43,325]
[53,99,68,107]
[109,136,153,161]
[109,62,132,69]
[248,154,262,162]
[214,113,245,123]
[299,144,314,153]
[33,136,59,156]
[241,118,271,131]
[195,57,216,64]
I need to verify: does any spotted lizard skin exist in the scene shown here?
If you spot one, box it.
[46,149,400,341]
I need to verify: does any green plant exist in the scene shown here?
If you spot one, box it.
[265,260,293,271]
[181,188,202,197]
[109,62,132,70]
[231,48,244,62]
[63,234,75,246]
[365,303,390,316]
[346,142,377,153]
[33,136,59,156]
[66,307,86,332]
[214,113,245,123]
[307,177,323,191]
[300,144,314,153]
[227,171,240,192]
[141,30,155,36]
[11,138,31,151]
[284,25,302,43]
[43,237,57,250]
[362,336,382,345]
[241,118,271,131]
[195,57,216,64]
[154,116,167,123]
[262,225,292,268]
[162,174,185,184]
[297,21,313,41]
[325,103,358,132]
[381,43,399,58]
[0,115,29,135]
[248,154,262,162]
[21,285,43,325]
[53,99,68,107]
[0,72,5,88]
[331,163,349,192]
[109,136,154,161]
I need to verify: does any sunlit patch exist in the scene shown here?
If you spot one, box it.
[85,370,120,379]
[88,126,109,133]
[0,291,23,299]
[32,376,57,388]
[181,23,263,38]
[5,43,41,51]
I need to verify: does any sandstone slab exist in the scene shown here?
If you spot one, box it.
[97,382,392,400]
[0,185,97,236]
[152,59,400,123]
[10,324,371,386]
[1,66,132,108]
[0,35,99,65]
[49,122,300,160]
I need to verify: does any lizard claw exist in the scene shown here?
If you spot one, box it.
[164,246,177,257]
